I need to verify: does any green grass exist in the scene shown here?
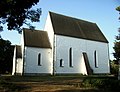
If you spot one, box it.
[81,77,120,91]
[0,75,119,92]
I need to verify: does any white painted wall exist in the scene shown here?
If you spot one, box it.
[80,54,88,75]
[12,46,23,75]
[44,12,54,48]
[86,40,110,73]
[12,46,16,75]
[54,35,110,74]
[44,12,55,74]
[16,58,22,75]
[21,30,25,74]
[24,47,52,74]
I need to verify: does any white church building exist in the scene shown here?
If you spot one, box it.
[12,12,110,75]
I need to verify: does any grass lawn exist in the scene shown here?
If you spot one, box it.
[0,75,119,92]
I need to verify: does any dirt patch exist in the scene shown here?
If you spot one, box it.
[0,75,114,92]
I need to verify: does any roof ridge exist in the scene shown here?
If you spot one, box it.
[49,11,96,24]
[23,28,44,32]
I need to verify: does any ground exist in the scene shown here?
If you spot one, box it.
[0,75,117,92]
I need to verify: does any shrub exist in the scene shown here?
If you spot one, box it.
[0,79,22,92]
[81,78,120,91]
[110,61,119,76]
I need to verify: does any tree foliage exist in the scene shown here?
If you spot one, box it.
[113,29,120,61]
[0,0,41,33]
[0,38,14,74]
[113,7,120,63]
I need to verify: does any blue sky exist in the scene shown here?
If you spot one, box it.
[0,0,120,60]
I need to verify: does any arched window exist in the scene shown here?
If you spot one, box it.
[69,48,73,67]
[38,53,41,66]
[94,50,98,68]
[60,59,64,67]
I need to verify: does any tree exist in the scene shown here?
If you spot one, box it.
[113,30,120,63]
[115,6,120,80]
[0,0,41,33]
[113,7,120,63]
[0,38,14,74]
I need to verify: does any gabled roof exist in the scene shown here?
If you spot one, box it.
[49,12,108,43]
[23,28,51,48]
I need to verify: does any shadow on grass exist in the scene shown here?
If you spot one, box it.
[56,89,117,92]
[0,80,31,92]
[0,75,119,92]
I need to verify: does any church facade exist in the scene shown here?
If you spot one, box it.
[12,12,110,75]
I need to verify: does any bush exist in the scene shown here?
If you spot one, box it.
[110,61,119,76]
[0,79,22,92]
[81,78,120,91]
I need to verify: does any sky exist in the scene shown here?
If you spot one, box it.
[0,0,120,60]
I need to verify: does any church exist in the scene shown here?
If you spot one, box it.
[12,12,110,75]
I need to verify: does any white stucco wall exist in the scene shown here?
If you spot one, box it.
[44,12,55,74]
[12,46,16,75]
[24,47,52,74]
[21,30,25,72]
[44,12,54,48]
[12,46,23,75]
[54,35,110,74]
[16,58,22,74]
[86,40,109,73]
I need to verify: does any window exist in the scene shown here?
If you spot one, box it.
[60,59,64,67]
[69,48,73,67]
[38,53,41,66]
[94,50,98,68]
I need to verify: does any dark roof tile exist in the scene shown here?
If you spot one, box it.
[23,28,51,48]
[49,12,108,43]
